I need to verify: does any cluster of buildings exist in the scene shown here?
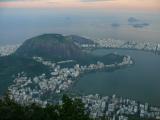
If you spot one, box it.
[0,44,21,56]
[95,38,160,54]
[77,94,160,120]
[2,41,159,119]
[8,56,133,106]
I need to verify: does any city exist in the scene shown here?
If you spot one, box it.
[0,44,21,57]
[6,54,160,120]
[8,55,133,105]
[0,0,160,119]
[77,94,160,120]
[0,40,159,119]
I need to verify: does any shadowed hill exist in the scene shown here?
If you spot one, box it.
[15,34,85,61]
[15,34,123,64]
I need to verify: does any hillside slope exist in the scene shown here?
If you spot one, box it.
[15,34,85,61]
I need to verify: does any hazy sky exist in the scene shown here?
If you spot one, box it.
[0,0,160,11]
[0,0,160,45]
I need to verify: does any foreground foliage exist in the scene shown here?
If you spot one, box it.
[0,95,92,120]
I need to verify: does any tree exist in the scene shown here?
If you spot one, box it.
[0,94,92,120]
[60,94,91,120]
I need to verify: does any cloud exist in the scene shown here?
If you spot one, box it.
[128,17,139,23]
[111,23,120,27]
[131,23,149,28]
[0,0,23,1]
[0,0,16,1]
[128,17,150,28]
[80,0,114,2]
[0,0,114,2]
[0,0,43,2]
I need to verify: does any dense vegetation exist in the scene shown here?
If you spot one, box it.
[0,94,92,120]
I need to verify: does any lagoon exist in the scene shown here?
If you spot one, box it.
[72,49,160,106]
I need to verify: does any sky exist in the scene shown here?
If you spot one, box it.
[0,0,160,45]
[0,0,160,12]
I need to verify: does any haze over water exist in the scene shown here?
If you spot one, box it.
[0,0,160,45]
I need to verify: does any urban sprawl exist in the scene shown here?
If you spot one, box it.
[0,38,160,120]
